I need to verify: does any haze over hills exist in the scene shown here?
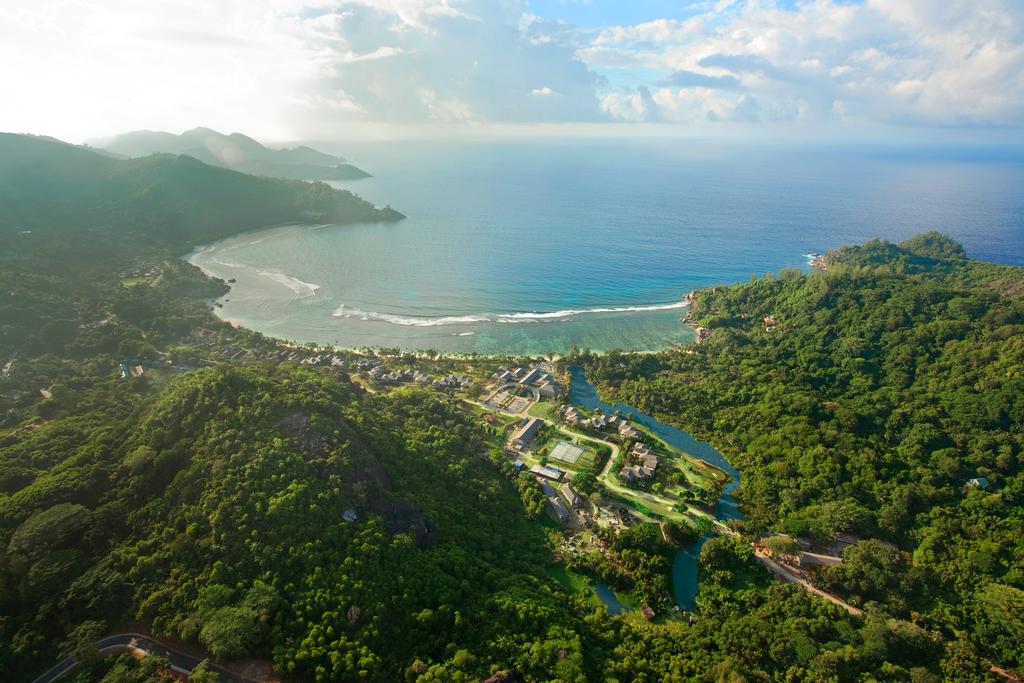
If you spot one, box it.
[0,132,401,357]
[91,127,371,182]
[0,133,396,241]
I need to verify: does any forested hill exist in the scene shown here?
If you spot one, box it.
[0,133,402,358]
[0,133,400,249]
[573,231,1024,672]
[0,364,593,681]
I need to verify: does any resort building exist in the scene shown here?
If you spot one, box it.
[559,482,582,509]
[518,367,544,386]
[491,364,562,398]
[590,413,634,432]
[431,375,474,390]
[618,422,641,439]
[536,378,560,398]
[548,497,570,523]
[509,417,543,449]
[530,463,565,481]
[558,405,583,425]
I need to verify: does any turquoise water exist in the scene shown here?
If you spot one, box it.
[189,141,1024,354]
[569,367,741,612]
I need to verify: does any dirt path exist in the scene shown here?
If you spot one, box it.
[753,549,863,616]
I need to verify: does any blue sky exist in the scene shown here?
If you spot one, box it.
[529,0,708,28]
[528,0,813,27]
[1,0,1021,143]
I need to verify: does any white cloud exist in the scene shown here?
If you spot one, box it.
[583,0,1024,129]
[418,87,475,122]
[0,0,1021,142]
[0,0,603,140]
[594,19,696,47]
[600,91,648,121]
[336,46,407,63]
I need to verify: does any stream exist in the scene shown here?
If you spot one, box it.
[568,366,742,612]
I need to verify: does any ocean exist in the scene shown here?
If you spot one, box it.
[188,140,1024,355]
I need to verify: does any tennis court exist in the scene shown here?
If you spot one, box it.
[550,441,585,465]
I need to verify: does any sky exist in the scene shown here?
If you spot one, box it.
[1,0,1023,144]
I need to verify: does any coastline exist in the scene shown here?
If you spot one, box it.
[186,228,701,358]
[681,290,710,344]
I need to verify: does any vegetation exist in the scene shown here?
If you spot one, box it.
[573,232,1024,673]
[1,133,1019,680]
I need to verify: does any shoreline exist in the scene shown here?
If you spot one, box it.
[185,232,702,359]
[680,290,710,344]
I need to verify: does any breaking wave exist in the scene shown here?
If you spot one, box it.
[332,300,687,327]
[195,257,320,298]
[259,271,321,297]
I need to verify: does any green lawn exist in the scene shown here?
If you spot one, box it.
[546,564,592,594]
[527,400,558,420]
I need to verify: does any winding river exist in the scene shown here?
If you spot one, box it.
[568,366,742,612]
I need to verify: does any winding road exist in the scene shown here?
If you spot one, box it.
[470,387,860,615]
[31,633,255,683]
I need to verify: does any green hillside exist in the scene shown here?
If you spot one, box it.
[0,365,589,681]
[574,233,1024,673]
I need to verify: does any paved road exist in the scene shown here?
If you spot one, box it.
[468,393,859,616]
[31,633,256,683]
[564,423,726,526]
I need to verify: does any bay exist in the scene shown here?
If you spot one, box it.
[189,140,1024,355]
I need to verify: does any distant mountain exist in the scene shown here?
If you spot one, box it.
[0,133,400,249]
[92,127,371,181]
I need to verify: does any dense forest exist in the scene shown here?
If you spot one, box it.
[1,133,1020,681]
[573,233,1024,676]
[4,365,980,682]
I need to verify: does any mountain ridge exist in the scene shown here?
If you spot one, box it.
[90,127,371,182]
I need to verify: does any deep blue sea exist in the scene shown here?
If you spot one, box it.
[189,140,1024,354]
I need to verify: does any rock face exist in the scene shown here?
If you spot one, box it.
[368,498,433,546]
